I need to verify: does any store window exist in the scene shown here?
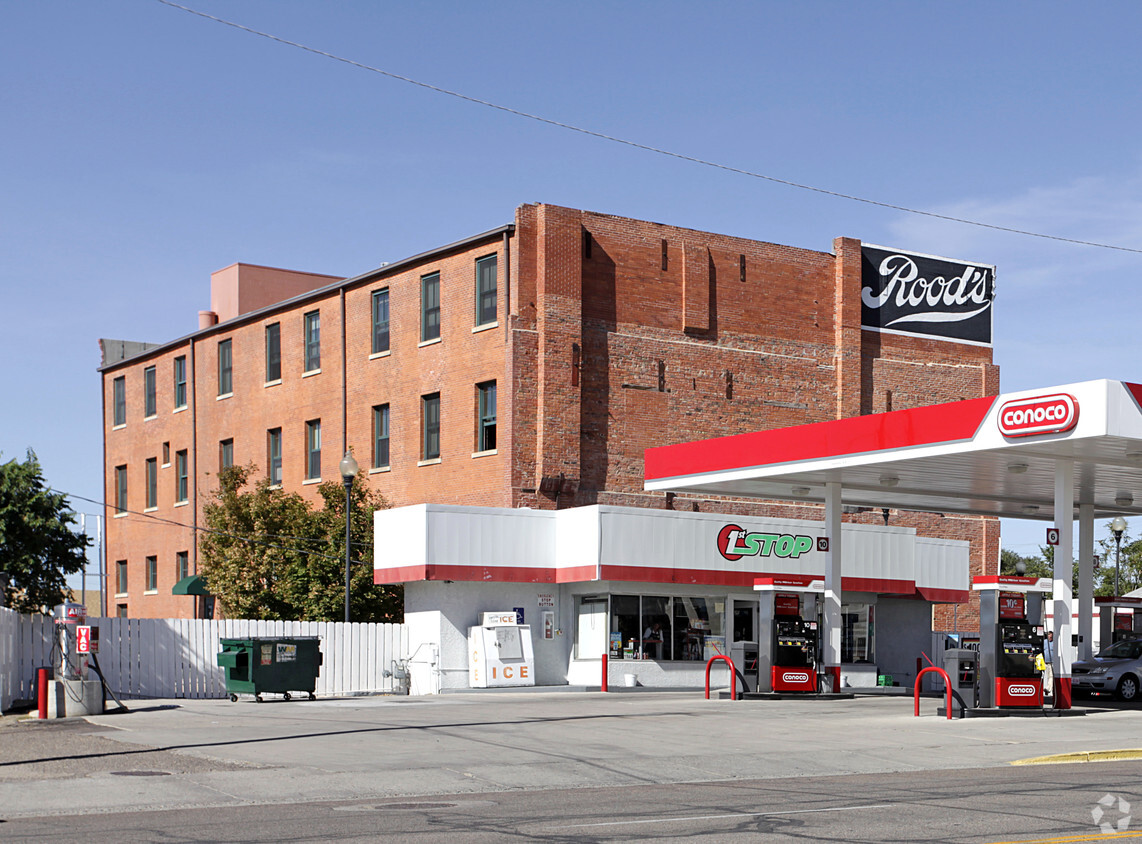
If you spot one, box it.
[842,603,874,663]
[599,594,725,662]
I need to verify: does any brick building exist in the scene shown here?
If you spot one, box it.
[100,203,998,627]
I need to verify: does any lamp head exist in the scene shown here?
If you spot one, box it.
[340,450,359,481]
[1112,515,1128,537]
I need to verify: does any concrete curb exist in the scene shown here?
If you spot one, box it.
[1012,749,1142,766]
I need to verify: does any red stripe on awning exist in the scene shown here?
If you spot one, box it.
[645,395,996,481]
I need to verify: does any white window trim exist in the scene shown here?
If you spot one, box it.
[143,506,158,513]
[264,379,282,388]
[302,368,322,378]
[369,350,391,360]
[172,406,187,414]
[472,321,498,333]
[216,392,233,401]
[143,589,158,596]
[302,477,322,485]
[418,337,442,348]
[471,449,498,459]
[368,465,391,474]
[144,413,158,421]
[112,423,126,431]
[174,500,189,508]
[417,457,442,467]
[113,511,129,519]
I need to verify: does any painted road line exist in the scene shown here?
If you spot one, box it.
[550,802,893,830]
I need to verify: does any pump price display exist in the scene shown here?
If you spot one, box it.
[76,625,91,653]
[999,592,1025,620]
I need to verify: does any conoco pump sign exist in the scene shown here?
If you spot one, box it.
[997,393,1079,438]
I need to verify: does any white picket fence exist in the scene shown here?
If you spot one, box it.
[0,607,409,710]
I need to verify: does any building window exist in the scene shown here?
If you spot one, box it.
[602,594,724,662]
[372,404,390,469]
[146,555,158,592]
[421,272,440,342]
[477,381,496,452]
[145,457,158,509]
[176,550,189,582]
[173,356,187,409]
[218,339,233,396]
[115,465,127,514]
[371,289,390,354]
[305,419,321,479]
[162,442,170,466]
[175,450,188,503]
[116,560,127,595]
[475,255,497,326]
[219,438,234,471]
[304,311,321,372]
[265,322,281,382]
[421,393,440,460]
[143,366,157,418]
[268,428,282,485]
[117,604,128,618]
[113,376,126,426]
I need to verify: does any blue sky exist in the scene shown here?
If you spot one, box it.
[4,1,1141,577]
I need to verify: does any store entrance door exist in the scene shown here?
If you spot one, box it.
[730,598,760,692]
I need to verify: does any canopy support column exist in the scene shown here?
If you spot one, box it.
[1078,503,1094,662]
[1053,460,1074,709]
[823,481,842,693]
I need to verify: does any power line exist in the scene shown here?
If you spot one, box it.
[57,490,373,564]
[154,0,1142,256]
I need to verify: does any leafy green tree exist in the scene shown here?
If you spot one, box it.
[199,465,401,621]
[0,450,89,613]
[1096,519,1142,596]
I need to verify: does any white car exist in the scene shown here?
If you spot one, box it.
[1071,638,1142,701]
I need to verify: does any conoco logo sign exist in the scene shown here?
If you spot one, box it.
[998,394,1078,438]
[1007,685,1036,696]
[783,672,810,683]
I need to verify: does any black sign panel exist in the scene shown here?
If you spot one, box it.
[860,245,995,345]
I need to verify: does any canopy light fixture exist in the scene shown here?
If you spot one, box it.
[879,476,899,487]
[791,486,811,496]
[1116,494,1134,507]
[1021,504,1040,514]
[1007,463,1029,474]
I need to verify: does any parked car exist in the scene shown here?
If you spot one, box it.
[1071,638,1142,700]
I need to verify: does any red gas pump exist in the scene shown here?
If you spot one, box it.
[993,591,1045,707]
[771,592,819,692]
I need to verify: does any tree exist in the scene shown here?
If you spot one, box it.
[1096,519,1142,596]
[0,450,89,613]
[199,465,401,621]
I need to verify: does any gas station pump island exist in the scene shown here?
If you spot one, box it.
[975,576,1050,708]
[756,578,821,693]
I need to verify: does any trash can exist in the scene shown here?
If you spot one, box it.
[217,637,323,702]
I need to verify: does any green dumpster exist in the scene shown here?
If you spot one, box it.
[217,637,323,702]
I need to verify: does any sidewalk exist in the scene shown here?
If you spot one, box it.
[2,691,1139,820]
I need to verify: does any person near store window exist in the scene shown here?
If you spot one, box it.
[643,622,663,660]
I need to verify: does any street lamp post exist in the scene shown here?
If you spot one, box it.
[340,451,359,623]
[1111,516,1127,598]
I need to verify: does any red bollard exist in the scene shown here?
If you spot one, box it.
[37,667,49,719]
[601,653,608,692]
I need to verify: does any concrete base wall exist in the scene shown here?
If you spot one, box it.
[47,679,103,718]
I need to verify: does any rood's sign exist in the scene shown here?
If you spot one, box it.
[861,245,995,345]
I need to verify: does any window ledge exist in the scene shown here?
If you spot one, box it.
[173,405,187,414]
[112,423,126,431]
[269,483,282,490]
[144,414,157,421]
[303,477,322,485]
[473,321,498,333]
[369,350,391,360]
[264,379,282,388]
[302,368,321,378]
[368,466,391,474]
[418,337,442,348]
[174,500,189,508]
[417,457,442,467]
[143,506,158,513]
[113,511,128,519]
[114,592,127,599]
[471,449,498,458]
[216,392,233,401]
[144,590,158,596]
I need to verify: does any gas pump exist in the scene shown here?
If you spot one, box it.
[755,577,822,693]
[1096,597,1142,647]
[973,576,1049,708]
